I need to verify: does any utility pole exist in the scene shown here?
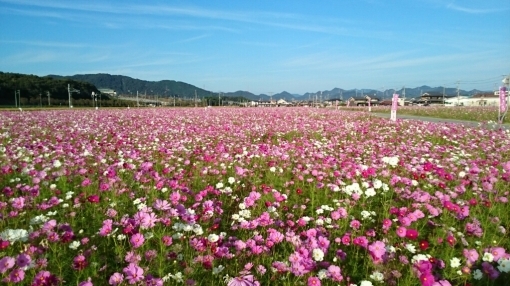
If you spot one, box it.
[47,91,51,106]
[195,90,197,107]
[67,84,79,108]
[456,81,460,106]
[136,90,139,107]
[442,86,445,105]
[14,90,19,107]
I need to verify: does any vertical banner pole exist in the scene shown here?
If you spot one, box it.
[391,93,399,121]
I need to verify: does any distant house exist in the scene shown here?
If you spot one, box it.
[348,96,381,106]
[417,92,456,105]
[276,99,290,106]
[444,91,508,107]
[98,88,117,97]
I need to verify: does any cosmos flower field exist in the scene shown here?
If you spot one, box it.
[1,108,509,286]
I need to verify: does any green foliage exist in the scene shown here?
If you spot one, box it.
[0,72,103,106]
[49,73,217,99]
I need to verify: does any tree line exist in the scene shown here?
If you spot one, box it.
[0,72,114,107]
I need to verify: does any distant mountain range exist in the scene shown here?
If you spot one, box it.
[9,72,488,102]
[49,73,486,101]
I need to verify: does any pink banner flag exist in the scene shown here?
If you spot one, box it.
[499,86,508,124]
[391,94,399,121]
[500,87,507,113]
[347,100,350,107]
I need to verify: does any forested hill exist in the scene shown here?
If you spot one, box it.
[0,72,101,106]
[48,73,215,98]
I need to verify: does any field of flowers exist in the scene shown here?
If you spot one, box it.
[1,108,509,286]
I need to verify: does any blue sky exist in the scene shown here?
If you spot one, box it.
[1,0,509,95]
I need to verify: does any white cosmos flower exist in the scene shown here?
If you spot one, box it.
[373,179,382,189]
[53,160,62,168]
[405,243,416,253]
[0,229,29,243]
[482,252,494,262]
[208,234,220,243]
[312,248,324,261]
[369,271,384,282]
[212,265,225,275]
[30,214,49,225]
[450,257,461,268]
[193,225,203,235]
[497,258,510,273]
[317,269,328,279]
[365,188,376,197]
[473,269,483,280]
[69,240,80,250]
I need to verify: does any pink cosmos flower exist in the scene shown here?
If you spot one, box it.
[130,233,145,248]
[368,240,386,259]
[9,268,25,283]
[0,256,15,273]
[488,247,506,261]
[463,248,479,265]
[123,263,144,284]
[99,219,113,236]
[327,265,343,282]
[81,178,91,187]
[227,274,257,286]
[396,226,407,238]
[350,220,361,230]
[162,236,173,246]
[307,276,321,286]
[78,277,93,286]
[256,265,266,275]
[11,197,25,209]
[432,280,451,286]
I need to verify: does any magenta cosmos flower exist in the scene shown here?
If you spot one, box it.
[123,263,144,284]
[87,195,100,203]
